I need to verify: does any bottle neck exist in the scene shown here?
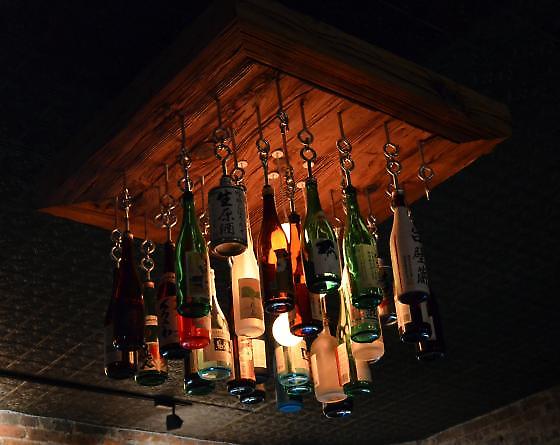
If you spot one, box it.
[120,231,135,269]
[143,280,157,315]
[262,185,281,226]
[181,191,199,232]
[305,178,322,215]
[392,190,406,208]
[343,186,360,218]
[163,241,175,274]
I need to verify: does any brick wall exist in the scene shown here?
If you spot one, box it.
[396,385,560,445]
[0,410,230,445]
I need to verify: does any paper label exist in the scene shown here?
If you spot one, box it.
[252,339,267,369]
[310,293,322,321]
[312,238,340,276]
[311,354,319,387]
[336,343,350,385]
[209,186,247,244]
[289,343,309,370]
[185,251,208,300]
[395,299,412,329]
[355,359,372,382]
[156,280,179,346]
[275,346,286,374]
[238,337,255,380]
[201,330,231,365]
[355,243,380,289]
[238,278,264,320]
[138,341,167,373]
[390,207,430,297]
[145,315,158,326]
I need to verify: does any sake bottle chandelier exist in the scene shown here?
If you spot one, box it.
[103,73,446,418]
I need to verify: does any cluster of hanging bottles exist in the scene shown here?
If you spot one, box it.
[103,111,445,420]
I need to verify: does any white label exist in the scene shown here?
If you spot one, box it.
[289,342,309,370]
[355,359,372,382]
[139,341,167,373]
[275,346,286,374]
[311,354,319,387]
[420,301,436,341]
[238,337,255,380]
[238,278,264,320]
[209,185,247,245]
[395,298,412,329]
[355,244,380,289]
[390,207,430,298]
[310,293,322,321]
[312,238,340,276]
[336,343,350,385]
[252,339,267,369]
[145,315,158,326]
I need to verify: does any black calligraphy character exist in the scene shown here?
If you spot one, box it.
[316,239,337,259]
[217,190,232,207]
[417,265,429,285]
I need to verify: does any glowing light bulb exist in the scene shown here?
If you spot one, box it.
[272,313,300,347]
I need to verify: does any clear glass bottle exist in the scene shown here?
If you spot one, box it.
[301,178,341,293]
[390,189,430,305]
[275,367,303,414]
[257,185,295,313]
[176,189,211,318]
[251,333,269,384]
[135,280,168,386]
[183,351,214,396]
[274,336,310,389]
[352,331,384,363]
[342,186,383,308]
[288,211,322,336]
[231,220,265,337]
[395,298,431,343]
[227,335,256,396]
[310,297,346,403]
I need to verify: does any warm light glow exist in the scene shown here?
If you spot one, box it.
[273,313,301,346]
[281,222,290,243]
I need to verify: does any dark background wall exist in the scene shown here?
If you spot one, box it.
[0,1,559,444]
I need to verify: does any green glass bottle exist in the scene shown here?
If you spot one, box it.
[301,178,341,293]
[135,281,168,386]
[183,351,215,396]
[336,285,373,396]
[342,186,383,309]
[176,190,211,318]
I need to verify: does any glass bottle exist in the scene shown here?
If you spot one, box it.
[390,189,430,305]
[322,398,353,418]
[336,287,373,396]
[275,368,303,414]
[197,280,232,380]
[301,178,341,293]
[274,336,310,389]
[113,231,144,351]
[352,331,384,363]
[310,297,346,403]
[416,295,445,361]
[257,184,295,313]
[227,335,256,396]
[395,298,431,343]
[251,333,269,384]
[288,211,322,336]
[377,258,397,326]
[183,351,214,396]
[135,280,168,386]
[342,186,383,308]
[156,240,185,359]
[176,189,211,318]
[104,267,138,379]
[240,383,266,405]
[178,311,210,350]
[231,220,265,337]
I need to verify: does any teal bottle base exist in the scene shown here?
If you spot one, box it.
[307,275,341,294]
[198,366,231,381]
[278,372,309,388]
[343,381,373,396]
[351,328,380,343]
[135,371,167,386]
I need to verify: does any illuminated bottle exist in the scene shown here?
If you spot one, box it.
[352,331,384,363]
[416,295,445,361]
[113,231,144,351]
[251,333,269,384]
[104,267,137,379]
[231,221,265,337]
[390,189,430,305]
[301,178,341,293]
[135,280,168,386]
[395,298,431,343]
[176,189,211,318]
[257,185,295,313]
[156,240,185,359]
[227,335,256,396]
[275,366,303,414]
[342,186,383,309]
[274,336,310,390]
[310,297,346,403]
[178,311,210,350]
[288,211,322,336]
[183,351,214,396]
[342,267,380,343]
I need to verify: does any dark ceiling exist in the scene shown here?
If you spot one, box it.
[0,1,559,444]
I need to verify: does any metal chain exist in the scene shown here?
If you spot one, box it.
[110,196,122,264]
[297,99,317,179]
[177,113,193,192]
[141,215,155,280]
[229,127,246,187]
[336,111,355,188]
[255,103,271,185]
[154,164,177,242]
[212,97,232,177]
[198,175,210,236]
[383,121,401,199]
[365,187,378,239]
[118,175,133,233]
[417,140,435,200]
[275,73,296,213]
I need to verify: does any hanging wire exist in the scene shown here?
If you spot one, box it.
[178,113,193,192]
[255,103,271,186]
[118,172,133,233]
[140,213,155,281]
[229,127,246,188]
[110,195,122,264]
[154,164,177,242]
[329,189,342,228]
[336,110,355,188]
[383,121,401,199]
[274,73,296,213]
[212,97,232,177]
[198,175,210,236]
[417,140,435,200]
[365,186,379,239]
[297,99,317,179]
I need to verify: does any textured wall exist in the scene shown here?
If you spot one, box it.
[0,410,231,445]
